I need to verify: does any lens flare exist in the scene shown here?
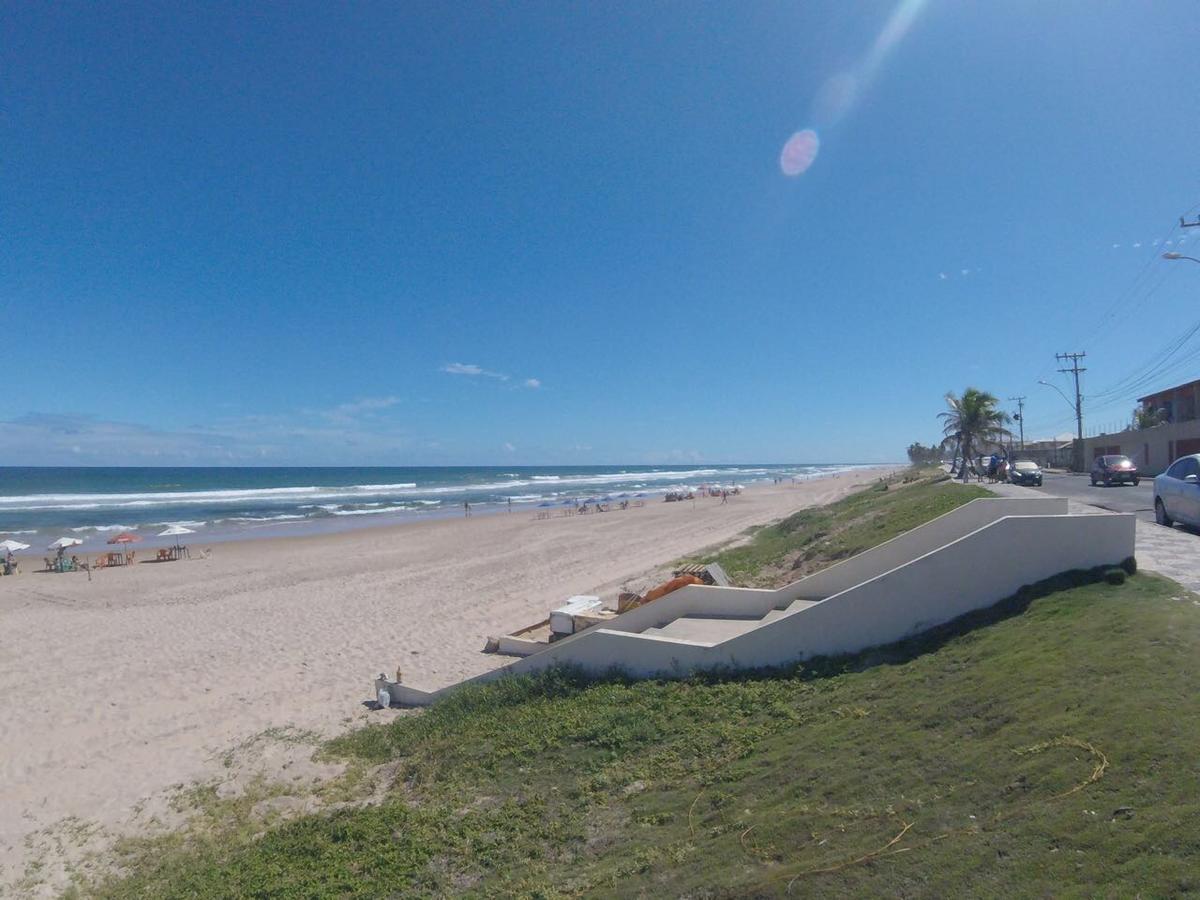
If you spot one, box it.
[813,73,858,128]
[779,129,820,176]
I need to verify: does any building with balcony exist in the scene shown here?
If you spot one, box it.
[1077,377,1200,474]
[1139,379,1200,424]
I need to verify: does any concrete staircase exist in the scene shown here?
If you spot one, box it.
[376,496,1135,707]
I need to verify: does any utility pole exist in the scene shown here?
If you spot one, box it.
[1008,396,1026,451]
[1056,352,1087,470]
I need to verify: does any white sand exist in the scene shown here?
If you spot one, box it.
[0,468,895,890]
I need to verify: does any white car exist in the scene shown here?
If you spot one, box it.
[1153,454,1200,528]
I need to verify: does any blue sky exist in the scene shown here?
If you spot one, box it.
[4,1,1199,465]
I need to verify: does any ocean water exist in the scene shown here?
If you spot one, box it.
[0,464,873,550]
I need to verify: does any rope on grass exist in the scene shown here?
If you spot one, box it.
[688,787,707,840]
[777,735,1108,888]
[785,820,913,891]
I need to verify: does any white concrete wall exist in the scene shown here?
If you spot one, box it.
[718,513,1133,665]
[484,512,1135,679]
[779,497,1065,602]
[543,497,1064,641]
[379,507,1133,706]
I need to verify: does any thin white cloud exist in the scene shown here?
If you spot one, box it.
[938,272,948,280]
[332,396,401,415]
[441,362,508,381]
[441,363,542,390]
[503,441,516,452]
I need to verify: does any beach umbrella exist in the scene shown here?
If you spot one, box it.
[48,537,83,551]
[0,539,30,553]
[158,524,195,556]
[107,532,141,545]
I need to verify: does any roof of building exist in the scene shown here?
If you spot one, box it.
[1023,435,1074,449]
[1137,378,1200,404]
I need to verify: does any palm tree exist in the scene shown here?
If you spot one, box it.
[939,388,1011,482]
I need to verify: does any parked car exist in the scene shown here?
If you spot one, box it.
[1090,454,1139,486]
[1154,454,1200,527]
[1008,459,1043,486]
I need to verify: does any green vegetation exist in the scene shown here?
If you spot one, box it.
[90,568,1200,898]
[905,441,942,466]
[86,478,1198,898]
[700,469,991,587]
[940,387,1011,482]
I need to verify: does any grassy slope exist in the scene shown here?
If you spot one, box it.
[90,479,1200,898]
[706,471,992,587]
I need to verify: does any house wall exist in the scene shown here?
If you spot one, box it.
[1081,419,1200,475]
[1020,443,1074,469]
[1140,380,1200,424]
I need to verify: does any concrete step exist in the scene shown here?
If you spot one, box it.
[646,615,763,643]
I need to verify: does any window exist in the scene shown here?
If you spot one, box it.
[1170,458,1200,480]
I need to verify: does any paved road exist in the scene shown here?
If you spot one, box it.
[1028,472,1156,522]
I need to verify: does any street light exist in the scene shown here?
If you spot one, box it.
[1037,379,1075,411]
[1039,379,1084,472]
[1162,251,1200,264]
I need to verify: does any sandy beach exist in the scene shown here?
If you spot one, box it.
[0,468,894,891]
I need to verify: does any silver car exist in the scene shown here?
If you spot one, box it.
[1153,454,1200,528]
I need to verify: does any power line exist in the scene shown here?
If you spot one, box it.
[1089,316,1200,402]
[1074,199,1200,350]
[1076,219,1185,348]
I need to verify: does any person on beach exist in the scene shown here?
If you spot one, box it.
[507,497,512,514]
[463,501,471,518]
[721,489,728,504]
